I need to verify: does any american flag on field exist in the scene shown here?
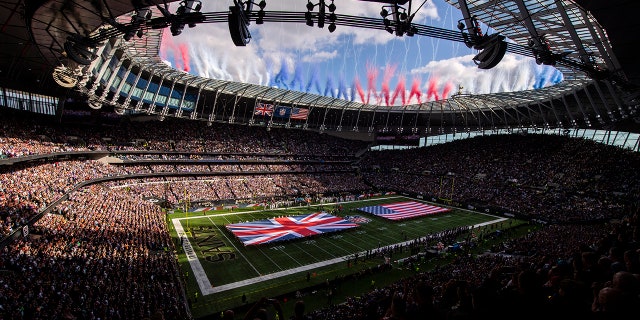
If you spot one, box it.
[357,201,450,221]
[226,212,358,246]
[254,103,274,116]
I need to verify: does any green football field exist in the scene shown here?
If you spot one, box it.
[167,196,512,318]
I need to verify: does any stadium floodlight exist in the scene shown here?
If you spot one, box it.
[377,1,414,37]
[305,0,338,33]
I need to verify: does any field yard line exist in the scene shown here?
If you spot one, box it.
[218,215,285,272]
[172,218,215,295]
[272,245,305,267]
[202,217,507,295]
[206,216,263,278]
[312,237,354,256]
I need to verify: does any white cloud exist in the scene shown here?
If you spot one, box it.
[410,53,558,95]
[302,50,338,63]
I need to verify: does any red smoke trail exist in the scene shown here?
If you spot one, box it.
[381,64,397,106]
[179,43,190,72]
[391,76,406,106]
[159,30,188,71]
[426,77,440,101]
[365,62,378,105]
[160,31,171,61]
[354,78,366,103]
[408,77,422,104]
[173,54,183,71]
[441,81,454,100]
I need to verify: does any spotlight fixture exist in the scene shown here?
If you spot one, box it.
[378,2,412,37]
[457,12,506,69]
[171,0,203,36]
[228,0,251,46]
[305,0,337,33]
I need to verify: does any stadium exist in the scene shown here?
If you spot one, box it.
[0,0,639,319]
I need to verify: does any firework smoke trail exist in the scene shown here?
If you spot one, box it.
[324,76,335,97]
[407,77,423,104]
[289,63,305,92]
[337,77,349,101]
[391,76,406,106]
[426,77,440,101]
[160,31,170,61]
[441,81,454,99]
[380,64,397,106]
[350,81,356,102]
[160,30,189,71]
[179,43,190,72]
[354,78,366,103]
[189,44,233,81]
[272,59,290,89]
[534,66,554,89]
[305,66,324,95]
[365,62,379,105]
[551,69,564,84]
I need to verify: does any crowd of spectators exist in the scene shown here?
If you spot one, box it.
[361,134,639,223]
[0,186,188,319]
[303,213,640,320]
[0,112,369,159]
[0,159,363,238]
[1,110,640,319]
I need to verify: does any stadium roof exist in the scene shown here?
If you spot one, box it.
[0,1,638,132]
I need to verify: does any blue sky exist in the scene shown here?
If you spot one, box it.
[160,0,563,106]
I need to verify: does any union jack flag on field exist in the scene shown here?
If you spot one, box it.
[357,201,451,221]
[226,212,358,246]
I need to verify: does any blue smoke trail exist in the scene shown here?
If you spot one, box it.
[290,62,305,92]
[533,66,551,89]
[337,77,348,101]
[324,76,335,97]
[350,81,357,101]
[551,69,563,84]
[273,59,290,89]
[305,66,319,93]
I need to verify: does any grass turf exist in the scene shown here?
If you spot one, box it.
[167,196,517,318]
